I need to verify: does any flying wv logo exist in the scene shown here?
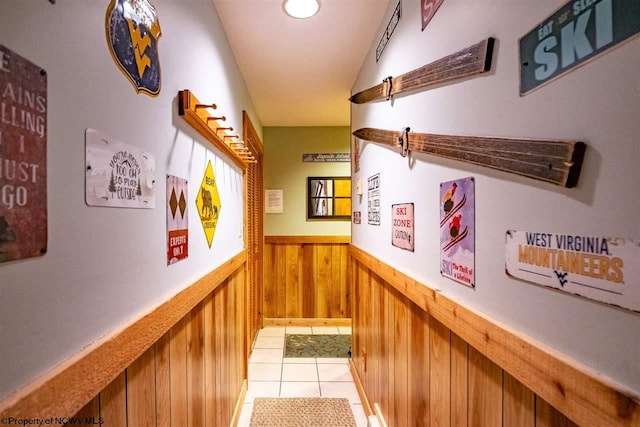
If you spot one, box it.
[106,0,162,96]
[554,270,569,287]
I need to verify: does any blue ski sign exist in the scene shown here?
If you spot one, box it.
[519,0,639,95]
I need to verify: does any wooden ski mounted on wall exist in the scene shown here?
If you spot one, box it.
[349,37,495,104]
[353,127,586,188]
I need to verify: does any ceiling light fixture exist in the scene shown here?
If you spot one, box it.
[282,0,320,19]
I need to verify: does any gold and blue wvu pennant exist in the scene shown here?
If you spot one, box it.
[106,0,162,97]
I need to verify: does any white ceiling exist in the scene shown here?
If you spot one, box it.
[213,0,390,127]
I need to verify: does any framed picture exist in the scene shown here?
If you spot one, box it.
[307,177,351,220]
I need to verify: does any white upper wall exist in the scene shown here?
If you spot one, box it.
[351,0,639,393]
[0,0,260,399]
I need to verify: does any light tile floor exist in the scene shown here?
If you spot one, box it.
[237,326,368,426]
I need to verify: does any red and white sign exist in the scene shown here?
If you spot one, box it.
[421,0,444,31]
[167,175,188,265]
[392,203,414,252]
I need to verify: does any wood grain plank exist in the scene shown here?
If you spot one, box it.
[377,274,389,417]
[392,290,408,427]
[187,304,205,427]
[331,244,343,318]
[66,394,99,426]
[203,295,216,427]
[275,244,287,318]
[536,396,579,427]
[451,332,469,427]
[220,284,231,426]
[263,243,276,318]
[155,332,171,427]
[170,318,188,427]
[429,316,451,427]
[100,372,126,427]
[126,345,156,427]
[342,245,351,318]
[503,372,534,427]
[316,244,332,318]
[285,244,301,317]
[408,302,429,427]
[301,244,315,318]
[469,346,502,427]
[214,284,224,427]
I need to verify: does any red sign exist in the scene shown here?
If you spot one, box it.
[0,45,47,264]
[167,175,188,264]
[391,203,414,252]
[421,0,444,31]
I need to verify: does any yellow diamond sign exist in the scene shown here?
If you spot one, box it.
[195,161,221,248]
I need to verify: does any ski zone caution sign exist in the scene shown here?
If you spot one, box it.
[519,0,639,95]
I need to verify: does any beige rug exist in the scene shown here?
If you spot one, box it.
[250,397,357,427]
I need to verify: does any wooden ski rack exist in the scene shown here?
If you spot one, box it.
[178,89,256,169]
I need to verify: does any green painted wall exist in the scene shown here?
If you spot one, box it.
[264,127,351,236]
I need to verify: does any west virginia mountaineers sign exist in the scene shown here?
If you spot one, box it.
[106,0,162,96]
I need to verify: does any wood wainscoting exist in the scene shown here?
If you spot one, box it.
[264,236,351,319]
[350,245,639,427]
[0,252,248,427]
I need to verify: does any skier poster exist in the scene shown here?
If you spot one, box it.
[167,175,187,265]
[440,177,475,287]
[85,129,156,208]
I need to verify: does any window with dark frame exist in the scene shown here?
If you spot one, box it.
[307,176,351,220]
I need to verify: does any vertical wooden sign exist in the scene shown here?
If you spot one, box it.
[0,45,47,264]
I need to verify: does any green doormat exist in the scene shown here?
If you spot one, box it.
[284,334,351,358]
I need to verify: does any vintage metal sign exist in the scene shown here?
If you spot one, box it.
[519,0,640,95]
[376,0,401,62]
[106,0,162,96]
[195,160,221,248]
[421,0,444,31]
[302,153,350,163]
[440,177,475,288]
[85,129,155,208]
[167,175,188,265]
[0,45,47,263]
[392,203,414,251]
[367,173,380,226]
[506,231,639,312]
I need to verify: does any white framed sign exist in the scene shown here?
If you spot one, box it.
[265,189,283,214]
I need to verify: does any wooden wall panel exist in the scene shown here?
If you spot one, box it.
[101,373,126,427]
[187,306,205,427]
[429,317,451,427]
[503,372,534,427]
[408,302,429,427]
[62,263,247,427]
[349,247,638,427]
[468,346,502,427]
[127,345,156,427]
[155,333,171,427]
[263,237,350,319]
[450,333,468,427]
